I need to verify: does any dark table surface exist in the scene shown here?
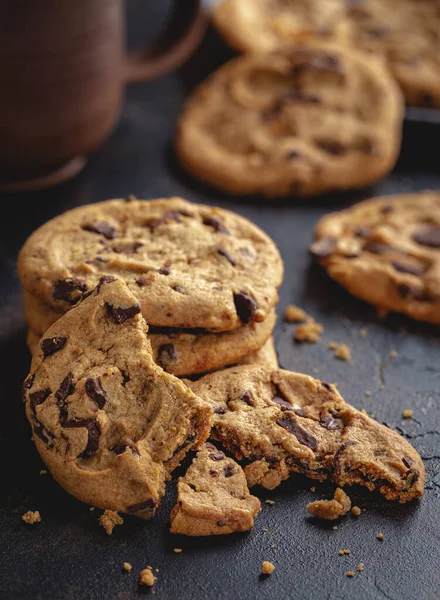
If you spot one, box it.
[1,3,440,599]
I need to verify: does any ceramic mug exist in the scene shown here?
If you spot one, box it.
[0,0,206,191]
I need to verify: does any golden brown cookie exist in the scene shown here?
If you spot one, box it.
[189,366,425,503]
[18,197,283,332]
[22,277,212,518]
[176,44,403,197]
[310,192,440,324]
[170,442,261,536]
[213,0,440,107]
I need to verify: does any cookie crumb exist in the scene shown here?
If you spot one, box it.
[347,571,355,577]
[89,507,95,511]
[365,390,371,397]
[263,527,269,532]
[351,506,361,517]
[339,549,351,556]
[99,509,123,535]
[39,469,48,476]
[294,319,323,343]
[284,304,307,323]
[357,563,364,572]
[389,349,398,357]
[22,510,41,524]
[307,488,351,520]
[265,499,275,505]
[310,487,316,492]
[334,344,351,362]
[261,561,275,575]
[328,341,338,350]
[173,548,182,554]
[332,525,338,530]
[377,532,385,541]
[123,562,132,572]
[402,409,413,419]
[139,568,156,587]
[359,328,367,337]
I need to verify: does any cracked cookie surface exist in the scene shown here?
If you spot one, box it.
[310,192,440,325]
[18,197,283,332]
[213,0,440,107]
[170,443,260,536]
[189,366,425,502]
[176,44,402,197]
[22,277,212,518]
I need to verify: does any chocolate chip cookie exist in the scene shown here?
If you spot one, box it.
[170,443,261,536]
[176,44,403,197]
[213,0,440,107]
[22,277,212,518]
[310,192,440,324]
[189,366,425,502]
[18,197,283,331]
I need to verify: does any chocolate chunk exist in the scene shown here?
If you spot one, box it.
[55,374,74,404]
[319,415,342,430]
[96,275,117,293]
[53,278,88,304]
[233,291,258,324]
[402,456,414,468]
[405,468,420,487]
[381,204,394,215]
[294,408,306,417]
[148,210,191,230]
[210,469,219,477]
[217,248,236,266]
[412,227,440,248]
[354,227,372,238]
[33,421,54,447]
[224,464,235,478]
[172,434,197,458]
[120,371,130,386]
[64,418,100,459]
[286,149,302,159]
[125,195,136,203]
[309,237,336,259]
[276,413,318,450]
[105,302,141,324]
[202,216,230,235]
[126,498,158,513]
[216,521,225,527]
[392,261,424,276]
[213,405,226,415]
[363,241,393,255]
[82,221,118,239]
[158,266,170,275]
[40,336,67,357]
[157,344,177,370]
[271,385,292,411]
[210,452,225,461]
[316,139,346,155]
[172,285,186,294]
[85,378,107,409]
[22,374,35,402]
[112,444,128,455]
[321,382,334,391]
[397,283,430,302]
[29,389,51,414]
[136,278,150,287]
[241,391,254,406]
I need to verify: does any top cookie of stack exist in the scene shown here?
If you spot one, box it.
[18,197,283,374]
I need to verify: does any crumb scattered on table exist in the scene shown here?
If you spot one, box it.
[173,548,182,554]
[39,469,47,476]
[347,571,355,577]
[328,341,338,350]
[359,328,367,337]
[332,525,338,530]
[99,509,123,535]
[365,390,371,397]
[310,487,316,492]
[123,562,132,572]
[402,409,413,419]
[263,527,269,532]
[284,304,307,323]
[334,344,351,362]
[265,500,275,505]
[294,319,323,343]
[139,568,156,587]
[351,506,361,517]
[89,507,95,511]
[22,510,41,524]
[389,349,398,357]
[261,561,275,575]
[377,532,385,541]
[357,563,364,572]
[339,549,350,556]
[307,488,351,520]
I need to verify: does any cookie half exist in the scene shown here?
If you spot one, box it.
[18,197,283,332]
[189,366,425,503]
[22,277,212,518]
[176,44,403,197]
[170,442,261,536]
[310,192,440,324]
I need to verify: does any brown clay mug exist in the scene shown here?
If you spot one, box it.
[0,0,206,191]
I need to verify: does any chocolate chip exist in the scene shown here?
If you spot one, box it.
[216,521,225,527]
[22,374,35,402]
[316,139,346,155]
[136,278,150,287]
[29,389,51,414]
[309,237,336,259]
[217,248,236,266]
[147,210,191,230]
[53,278,88,304]
[120,371,130,386]
[172,285,186,294]
[294,408,306,417]
[224,464,235,478]
[112,444,128,455]
[321,382,333,391]
[33,421,54,447]
[85,378,107,409]
[172,434,197,458]
[363,241,393,255]
[286,149,302,159]
[96,275,117,293]
[241,391,254,406]
[209,469,219,477]
[397,283,430,302]
[202,216,230,235]
[402,456,414,468]
[319,415,342,430]
[105,302,141,324]
[158,266,170,275]
[157,344,177,370]
[381,204,394,215]
[64,418,100,459]
[213,405,226,415]
[55,373,74,405]
[40,336,67,357]
[412,227,440,248]
[210,452,225,461]
[392,261,424,276]
[271,385,293,411]
[233,291,258,324]
[355,227,372,238]
[276,413,318,450]
[126,498,158,513]
[125,195,136,202]
[405,468,420,487]
[82,221,118,239]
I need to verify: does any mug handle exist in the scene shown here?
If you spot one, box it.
[124,0,208,83]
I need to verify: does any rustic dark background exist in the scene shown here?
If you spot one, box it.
[1,2,439,599]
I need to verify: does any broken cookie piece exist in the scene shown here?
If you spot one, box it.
[307,487,351,520]
[189,366,425,503]
[170,443,260,536]
[99,509,123,534]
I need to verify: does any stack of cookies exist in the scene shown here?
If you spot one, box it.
[19,197,283,376]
